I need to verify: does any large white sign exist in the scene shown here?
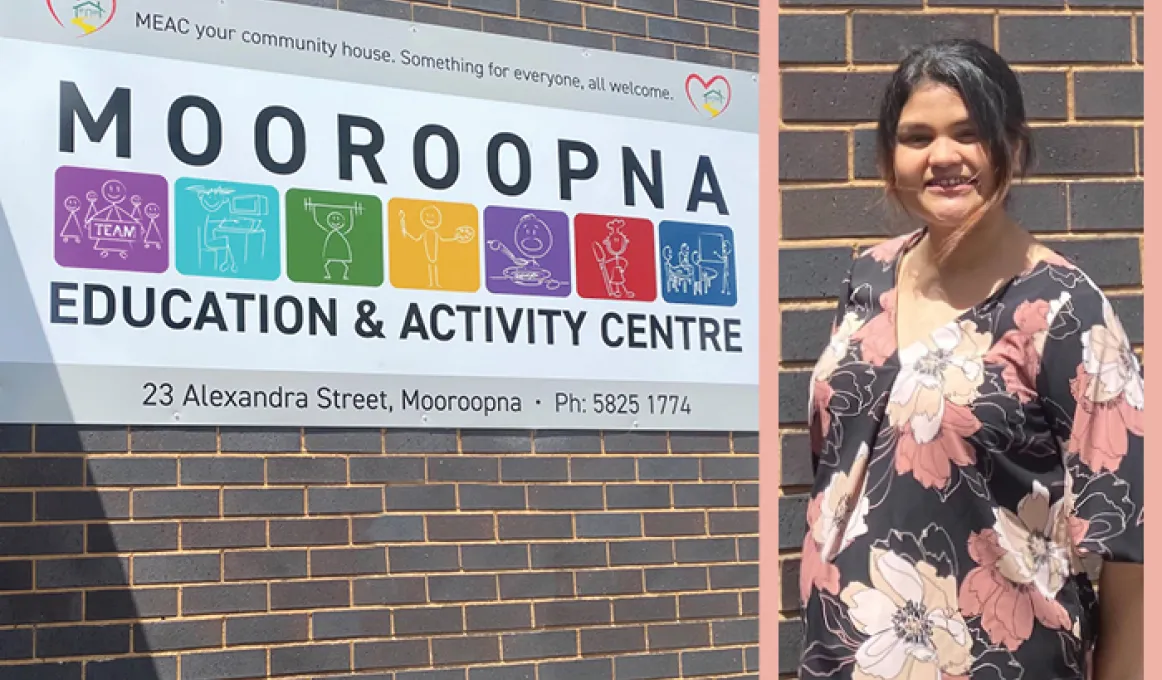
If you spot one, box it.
[0,0,759,430]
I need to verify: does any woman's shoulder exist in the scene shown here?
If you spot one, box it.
[1017,246,1114,311]
[840,230,922,290]
[1006,247,1137,360]
[855,230,920,267]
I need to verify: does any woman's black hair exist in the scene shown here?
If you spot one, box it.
[875,38,1033,201]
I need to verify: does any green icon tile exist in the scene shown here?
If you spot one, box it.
[286,188,383,287]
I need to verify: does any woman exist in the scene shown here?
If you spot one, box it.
[798,38,1144,680]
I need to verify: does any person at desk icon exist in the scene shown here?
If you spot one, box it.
[186,185,269,275]
[662,243,696,294]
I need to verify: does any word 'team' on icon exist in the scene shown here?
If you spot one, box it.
[55,165,169,274]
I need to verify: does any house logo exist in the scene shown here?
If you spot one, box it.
[47,0,118,37]
[684,74,732,120]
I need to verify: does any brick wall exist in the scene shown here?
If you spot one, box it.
[0,1,760,679]
[777,0,1144,676]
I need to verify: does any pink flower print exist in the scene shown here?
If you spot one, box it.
[887,320,991,489]
[809,379,835,455]
[851,289,898,367]
[989,294,1069,404]
[895,403,980,490]
[800,493,842,604]
[959,529,1072,652]
[960,482,1077,650]
[1068,300,1145,474]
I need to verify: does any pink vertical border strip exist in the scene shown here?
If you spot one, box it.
[759,0,780,677]
[1143,4,1155,678]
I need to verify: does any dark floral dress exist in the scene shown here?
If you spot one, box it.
[797,229,1144,680]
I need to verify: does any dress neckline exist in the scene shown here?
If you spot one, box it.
[884,226,1056,364]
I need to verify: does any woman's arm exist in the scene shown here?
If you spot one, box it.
[1092,562,1143,680]
[1035,283,1145,680]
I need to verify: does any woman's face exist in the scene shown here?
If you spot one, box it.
[892,81,996,231]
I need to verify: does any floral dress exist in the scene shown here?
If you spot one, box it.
[797,229,1144,680]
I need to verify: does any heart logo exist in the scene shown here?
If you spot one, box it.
[685,74,732,120]
[47,0,119,38]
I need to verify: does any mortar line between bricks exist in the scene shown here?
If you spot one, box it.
[844,10,853,66]
[776,65,895,73]
[1066,68,1077,122]
[1134,128,1142,176]
[846,130,857,182]
[780,119,1142,130]
[1131,12,1139,63]
[1069,65,1143,72]
[776,9,846,16]
[871,7,999,16]
[782,6,1132,17]
[779,61,1138,72]
[779,301,849,312]
[781,172,1144,187]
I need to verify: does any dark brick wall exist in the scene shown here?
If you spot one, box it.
[778,0,1143,676]
[0,425,761,679]
[0,1,759,678]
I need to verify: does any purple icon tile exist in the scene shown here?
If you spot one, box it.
[483,206,572,297]
[55,166,169,273]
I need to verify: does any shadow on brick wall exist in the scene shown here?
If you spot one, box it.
[0,425,169,678]
[0,200,166,677]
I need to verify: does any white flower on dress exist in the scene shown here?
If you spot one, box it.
[1037,292,1071,355]
[840,549,974,680]
[813,443,871,561]
[992,481,1073,599]
[809,311,867,450]
[1081,299,1144,410]
[815,311,866,382]
[888,320,992,442]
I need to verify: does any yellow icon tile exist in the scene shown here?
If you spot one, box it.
[388,198,480,292]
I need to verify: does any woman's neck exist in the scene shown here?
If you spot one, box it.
[908,212,1031,292]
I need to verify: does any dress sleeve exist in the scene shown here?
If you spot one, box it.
[1039,285,1144,565]
[807,268,854,472]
